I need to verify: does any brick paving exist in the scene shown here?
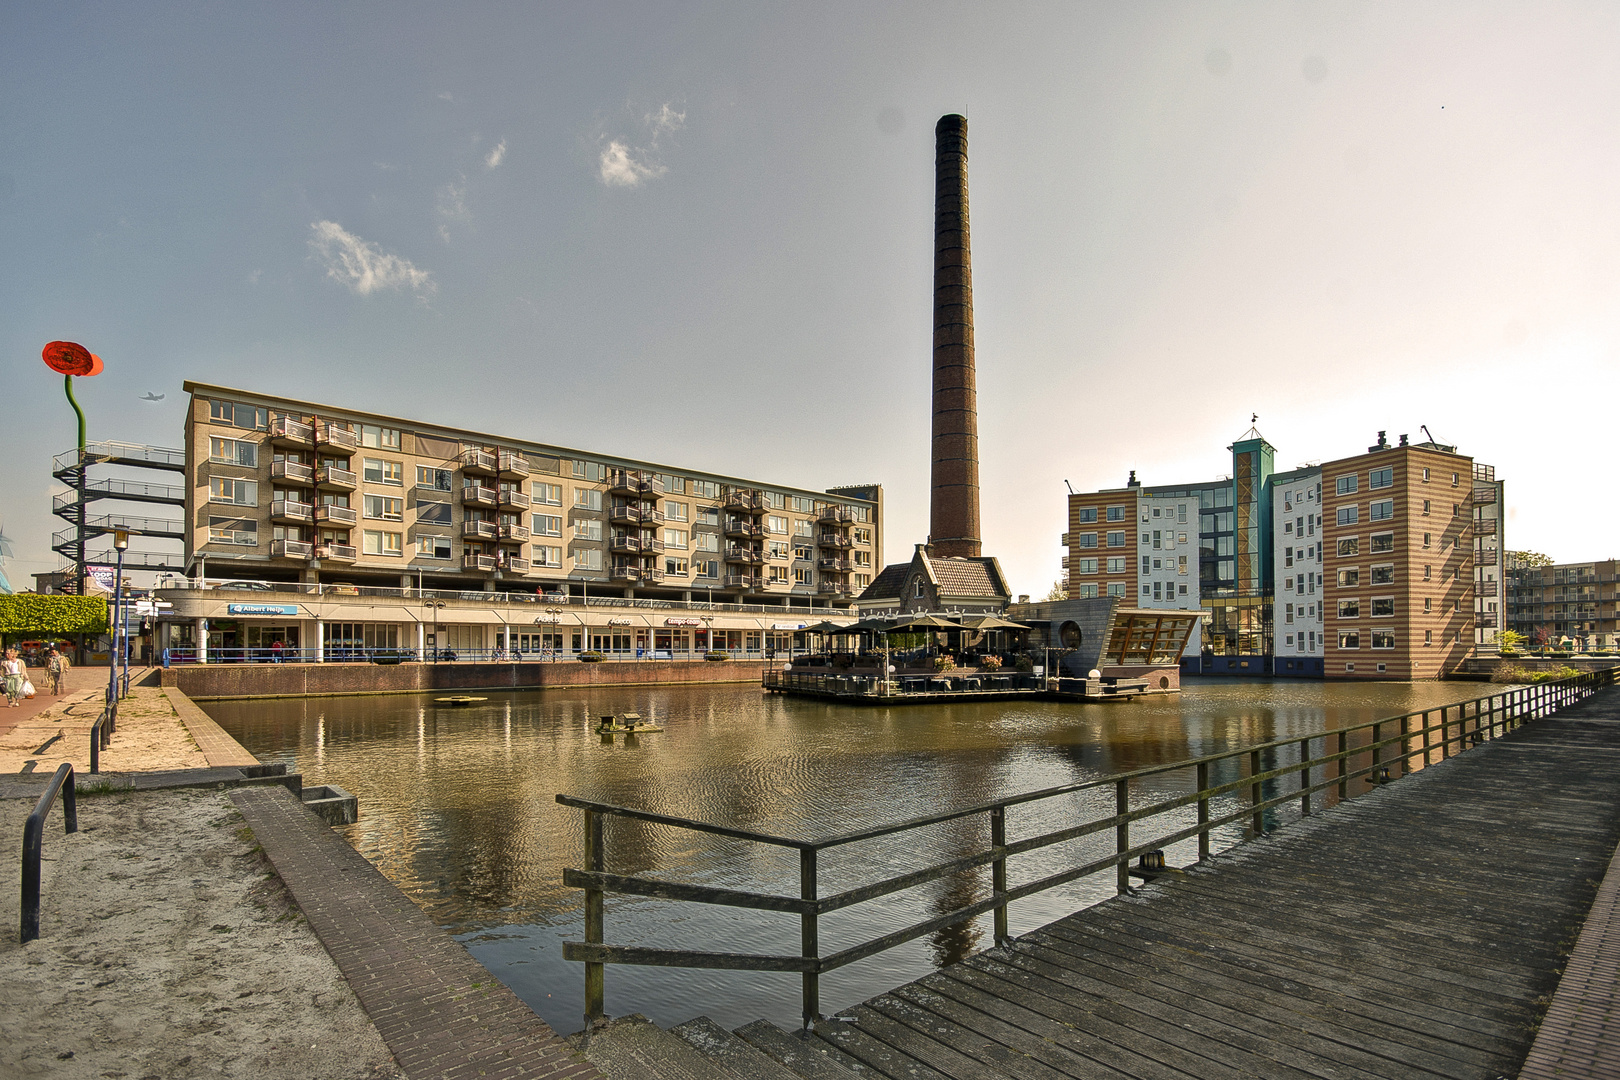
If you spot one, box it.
[0,662,106,737]
[165,685,260,766]
[231,785,602,1080]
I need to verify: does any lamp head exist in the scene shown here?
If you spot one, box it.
[113,529,130,551]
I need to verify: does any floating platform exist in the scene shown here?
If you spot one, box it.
[597,713,665,735]
[435,695,488,706]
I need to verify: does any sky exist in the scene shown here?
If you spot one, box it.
[3,2,1618,595]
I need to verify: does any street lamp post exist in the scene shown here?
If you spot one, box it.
[540,607,562,661]
[109,530,128,702]
[423,600,446,664]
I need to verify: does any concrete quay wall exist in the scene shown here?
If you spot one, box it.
[161,659,772,700]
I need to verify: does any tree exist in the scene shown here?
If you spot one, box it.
[0,594,108,637]
[1043,579,1068,602]
[1496,629,1525,655]
[1508,550,1554,569]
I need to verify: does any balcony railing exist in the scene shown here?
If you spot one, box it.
[1472,486,1498,504]
[271,539,313,560]
[641,567,667,583]
[724,490,764,513]
[610,565,641,582]
[462,520,497,540]
[315,543,356,562]
[502,557,531,574]
[462,449,498,474]
[724,519,764,539]
[315,504,358,526]
[1475,612,1499,628]
[1476,549,1500,567]
[461,485,497,508]
[819,506,856,525]
[270,499,314,524]
[497,451,530,478]
[726,546,764,565]
[498,488,531,510]
[1473,519,1498,536]
[610,536,641,554]
[642,537,666,554]
[269,416,314,445]
[315,423,359,451]
[818,533,852,549]
[609,504,665,526]
[608,470,665,497]
[317,465,357,489]
[499,524,531,542]
[818,557,851,572]
[271,460,315,484]
[724,574,763,590]
[462,553,497,572]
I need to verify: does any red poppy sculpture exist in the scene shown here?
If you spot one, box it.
[43,339,103,450]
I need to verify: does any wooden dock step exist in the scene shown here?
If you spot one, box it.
[733,1020,868,1079]
[671,1016,803,1080]
[571,1014,739,1080]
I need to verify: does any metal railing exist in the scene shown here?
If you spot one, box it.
[89,699,117,774]
[21,763,78,943]
[559,669,1615,1028]
[160,645,792,665]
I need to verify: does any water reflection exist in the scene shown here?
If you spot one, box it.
[206,677,1486,1034]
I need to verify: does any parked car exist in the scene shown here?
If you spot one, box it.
[217,580,274,590]
[326,582,360,595]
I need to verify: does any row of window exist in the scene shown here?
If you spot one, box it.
[1075,531,1127,548]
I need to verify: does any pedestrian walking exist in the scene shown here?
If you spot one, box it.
[3,649,26,707]
[46,648,65,696]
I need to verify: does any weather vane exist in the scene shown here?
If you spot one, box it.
[41,341,104,451]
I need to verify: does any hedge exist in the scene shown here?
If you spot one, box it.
[0,594,110,635]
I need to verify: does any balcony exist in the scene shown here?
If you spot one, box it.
[608,504,664,526]
[821,583,851,598]
[610,565,641,582]
[268,416,314,447]
[461,448,498,475]
[499,524,531,542]
[462,553,497,573]
[819,506,855,525]
[723,574,763,590]
[1476,549,1500,567]
[726,546,764,565]
[497,487,531,511]
[608,469,665,497]
[723,489,764,514]
[641,567,667,583]
[497,451,529,479]
[462,520,497,540]
[1473,518,1498,536]
[315,504,357,526]
[818,532,852,549]
[502,556,531,574]
[316,423,359,451]
[1475,612,1498,628]
[270,499,314,525]
[818,557,851,572]
[271,539,313,560]
[316,465,357,490]
[461,485,497,508]
[315,543,356,563]
[724,518,763,540]
[641,537,666,553]
[1473,487,1498,505]
[270,460,315,485]
[610,535,641,554]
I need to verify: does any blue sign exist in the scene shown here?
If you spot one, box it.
[227,603,300,616]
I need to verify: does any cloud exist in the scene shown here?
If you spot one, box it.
[436,178,468,240]
[596,102,685,188]
[485,139,506,170]
[308,221,434,296]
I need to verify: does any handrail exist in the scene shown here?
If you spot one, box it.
[21,763,78,943]
[558,669,1616,1028]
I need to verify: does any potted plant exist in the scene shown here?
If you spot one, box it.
[979,655,1003,672]
[704,650,730,661]
[933,655,956,673]
[578,651,605,662]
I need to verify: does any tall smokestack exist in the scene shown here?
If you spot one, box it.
[929,113,981,559]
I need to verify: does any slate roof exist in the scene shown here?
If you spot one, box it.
[859,563,911,601]
[931,557,1005,598]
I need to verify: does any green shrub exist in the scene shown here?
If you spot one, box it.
[0,594,108,636]
[578,651,605,663]
[704,650,730,661]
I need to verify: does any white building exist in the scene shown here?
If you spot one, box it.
[1135,491,1203,657]
[1271,466,1325,676]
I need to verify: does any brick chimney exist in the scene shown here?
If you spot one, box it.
[928,114,982,559]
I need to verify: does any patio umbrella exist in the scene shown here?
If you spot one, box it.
[887,614,967,632]
[800,620,854,635]
[961,615,1031,631]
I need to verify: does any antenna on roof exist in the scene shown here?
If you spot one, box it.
[1421,424,1436,444]
[1063,479,1074,494]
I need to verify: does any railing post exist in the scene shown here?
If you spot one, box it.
[1299,739,1311,816]
[1249,749,1263,836]
[1337,731,1348,803]
[1422,710,1432,766]
[1370,721,1382,780]
[583,809,605,1026]
[990,806,1009,947]
[1115,778,1130,895]
[801,847,820,1027]
[1438,708,1449,759]
[90,711,100,774]
[1399,716,1411,776]
[1196,761,1210,862]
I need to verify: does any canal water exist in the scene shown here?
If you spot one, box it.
[206,677,1488,1034]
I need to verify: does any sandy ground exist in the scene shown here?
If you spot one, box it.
[0,686,208,775]
[0,787,401,1080]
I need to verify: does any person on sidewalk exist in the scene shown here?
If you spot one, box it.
[46,648,66,696]
[3,649,26,707]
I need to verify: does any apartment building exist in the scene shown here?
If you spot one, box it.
[1318,435,1476,679]
[1271,466,1325,676]
[183,384,882,606]
[1507,558,1618,647]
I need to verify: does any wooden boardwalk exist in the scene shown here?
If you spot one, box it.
[797,687,1620,1080]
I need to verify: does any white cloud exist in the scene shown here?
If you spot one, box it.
[436,178,468,240]
[308,221,434,296]
[485,139,506,170]
[599,140,664,187]
[647,104,685,137]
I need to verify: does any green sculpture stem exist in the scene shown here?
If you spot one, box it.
[63,373,86,450]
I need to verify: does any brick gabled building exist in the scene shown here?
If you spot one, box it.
[854,543,1010,616]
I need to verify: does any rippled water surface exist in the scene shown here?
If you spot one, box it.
[207,677,1488,1033]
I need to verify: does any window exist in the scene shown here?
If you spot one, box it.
[209,437,257,467]
[794,519,815,538]
[1368,467,1393,490]
[665,501,688,522]
[768,540,790,560]
[1423,565,1432,581]
[660,474,687,495]
[853,528,872,545]
[416,466,452,491]
[667,558,690,576]
[1422,499,1431,515]
[1422,468,1431,482]
[1107,582,1126,598]
[1335,475,1358,496]
[1338,631,1360,649]
[1337,538,1359,557]
[572,547,603,570]
[1152,530,1162,549]
[1285,521,1293,534]
[571,518,606,543]
[207,516,257,546]
[1106,506,1125,522]
[1425,629,1433,645]
[1077,558,1098,574]
[417,499,453,525]
[690,559,717,578]
[1107,531,1126,547]
[1338,599,1360,618]
[766,515,788,534]
[530,544,563,567]
[1140,556,1151,575]
[696,533,720,553]
[1371,564,1395,585]
[1422,532,1432,549]
[1372,598,1395,617]
[1369,499,1394,522]
[209,477,258,505]
[574,489,603,511]
[692,480,720,499]
[664,528,688,549]
[1338,568,1360,587]
[364,495,403,520]
[359,425,401,450]
[792,496,813,513]
[417,534,452,559]
[362,530,403,556]
[798,567,816,585]
[1079,532,1098,549]
[1285,548,1294,568]
[1336,505,1359,526]
[1371,532,1395,554]
[1371,630,1395,649]
[1178,505,1187,523]
[765,491,786,509]
[532,514,562,536]
[1107,557,1127,573]
[1077,507,1098,523]
[363,458,403,485]
[1285,603,1294,623]
[210,400,268,430]
[1451,472,1460,487]
[1077,583,1099,598]
[532,482,562,505]
[1178,555,1188,575]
